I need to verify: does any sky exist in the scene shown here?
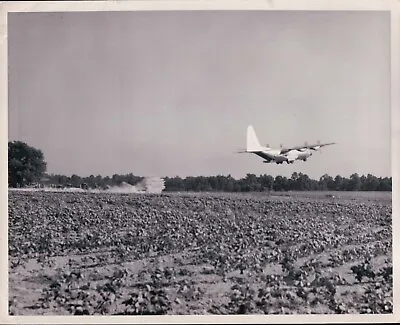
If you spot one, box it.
[8,10,391,179]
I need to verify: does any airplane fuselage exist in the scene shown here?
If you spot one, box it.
[253,148,313,164]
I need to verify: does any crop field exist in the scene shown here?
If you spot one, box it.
[8,190,392,315]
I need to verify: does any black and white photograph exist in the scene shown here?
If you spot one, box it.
[2,0,398,322]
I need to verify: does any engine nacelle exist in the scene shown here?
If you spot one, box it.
[286,150,299,162]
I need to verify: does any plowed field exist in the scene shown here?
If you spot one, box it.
[8,191,392,315]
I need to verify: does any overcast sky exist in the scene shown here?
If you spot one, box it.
[8,10,391,179]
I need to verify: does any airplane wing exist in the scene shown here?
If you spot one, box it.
[280,142,336,154]
[307,142,336,150]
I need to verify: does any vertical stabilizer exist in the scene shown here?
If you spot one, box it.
[247,125,263,152]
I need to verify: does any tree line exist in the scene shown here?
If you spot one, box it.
[163,173,392,192]
[43,173,144,190]
[8,141,392,192]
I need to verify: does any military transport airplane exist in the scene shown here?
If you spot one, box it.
[238,125,336,165]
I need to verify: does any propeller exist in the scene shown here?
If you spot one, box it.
[317,140,322,154]
[309,140,322,152]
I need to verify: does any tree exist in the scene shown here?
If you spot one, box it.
[164,176,185,191]
[260,174,274,191]
[377,177,391,191]
[334,175,344,191]
[273,176,289,191]
[224,174,235,192]
[319,174,335,191]
[297,173,312,191]
[347,173,361,191]
[70,174,82,188]
[364,174,380,191]
[8,141,47,187]
[243,173,260,191]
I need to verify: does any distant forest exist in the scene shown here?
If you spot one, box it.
[8,140,392,192]
[164,173,392,192]
[40,172,392,192]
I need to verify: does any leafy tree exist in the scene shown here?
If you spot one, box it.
[8,141,47,187]
[87,175,96,188]
[319,174,335,191]
[164,176,185,191]
[334,175,344,191]
[70,174,82,188]
[260,174,274,191]
[224,175,235,192]
[273,176,289,191]
[379,177,391,191]
[347,173,362,191]
[364,174,380,191]
[297,173,312,190]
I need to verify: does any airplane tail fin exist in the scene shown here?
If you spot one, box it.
[246,125,263,152]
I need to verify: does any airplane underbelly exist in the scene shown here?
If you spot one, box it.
[255,150,286,162]
[298,151,310,159]
[275,155,287,162]
[255,152,274,161]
